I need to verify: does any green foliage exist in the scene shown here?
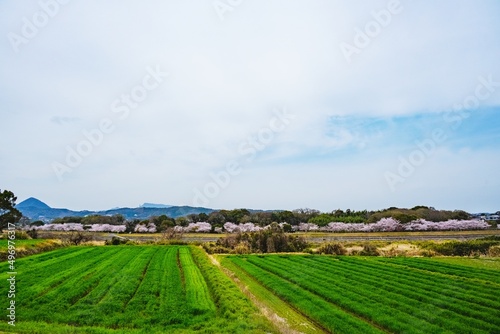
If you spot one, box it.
[417,237,500,257]
[309,211,368,226]
[30,220,44,227]
[52,216,84,224]
[14,230,31,239]
[368,207,472,223]
[427,239,500,256]
[105,236,129,245]
[0,189,22,230]
[149,214,175,232]
[81,214,124,225]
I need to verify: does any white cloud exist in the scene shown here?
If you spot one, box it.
[1,0,499,211]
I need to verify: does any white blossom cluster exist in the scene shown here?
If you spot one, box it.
[181,222,212,233]
[297,218,490,232]
[27,217,492,234]
[294,223,320,232]
[134,222,157,233]
[223,222,263,233]
[88,224,126,233]
[403,219,490,231]
[31,223,85,231]
[29,223,127,232]
[315,218,402,232]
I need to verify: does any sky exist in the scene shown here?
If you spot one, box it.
[1,0,499,213]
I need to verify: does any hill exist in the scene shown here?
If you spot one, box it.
[16,197,213,221]
[16,197,51,210]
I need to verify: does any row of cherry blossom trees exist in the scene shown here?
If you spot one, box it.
[27,218,493,233]
[29,223,126,233]
[296,218,491,232]
[223,219,492,233]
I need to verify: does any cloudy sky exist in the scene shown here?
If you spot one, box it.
[1,0,499,213]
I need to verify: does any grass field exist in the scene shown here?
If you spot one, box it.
[2,243,499,334]
[222,255,500,334]
[0,239,49,251]
[0,245,274,334]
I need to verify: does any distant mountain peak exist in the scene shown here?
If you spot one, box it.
[141,203,173,209]
[16,197,51,209]
[15,198,213,221]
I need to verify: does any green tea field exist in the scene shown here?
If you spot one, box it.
[0,245,273,334]
[2,244,500,334]
[222,255,500,334]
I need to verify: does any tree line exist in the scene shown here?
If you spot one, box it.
[24,206,474,233]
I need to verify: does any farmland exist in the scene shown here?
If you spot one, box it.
[1,243,499,334]
[0,245,273,334]
[221,255,500,334]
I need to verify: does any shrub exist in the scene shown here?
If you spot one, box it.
[14,231,31,239]
[488,246,500,257]
[317,242,347,255]
[419,249,436,257]
[382,247,408,257]
[349,249,361,256]
[303,247,314,254]
[26,229,38,239]
[359,243,379,256]
[431,240,499,256]
[233,242,251,254]
[64,231,93,245]
[105,236,128,245]
[213,228,309,254]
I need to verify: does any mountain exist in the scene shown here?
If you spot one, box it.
[16,197,213,222]
[140,203,173,209]
[16,197,51,210]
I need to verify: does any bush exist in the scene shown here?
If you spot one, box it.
[232,242,251,254]
[488,246,500,257]
[203,244,231,254]
[64,231,93,245]
[431,240,499,256]
[14,231,31,239]
[359,243,379,256]
[419,249,436,257]
[317,242,347,255]
[26,229,38,239]
[382,247,408,257]
[211,227,309,254]
[105,236,128,245]
[303,247,314,254]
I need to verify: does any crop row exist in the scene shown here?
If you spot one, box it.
[226,255,500,334]
[227,256,385,334]
[178,247,216,316]
[335,256,500,303]
[246,256,447,334]
[0,246,275,333]
[374,257,500,284]
[277,256,500,331]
